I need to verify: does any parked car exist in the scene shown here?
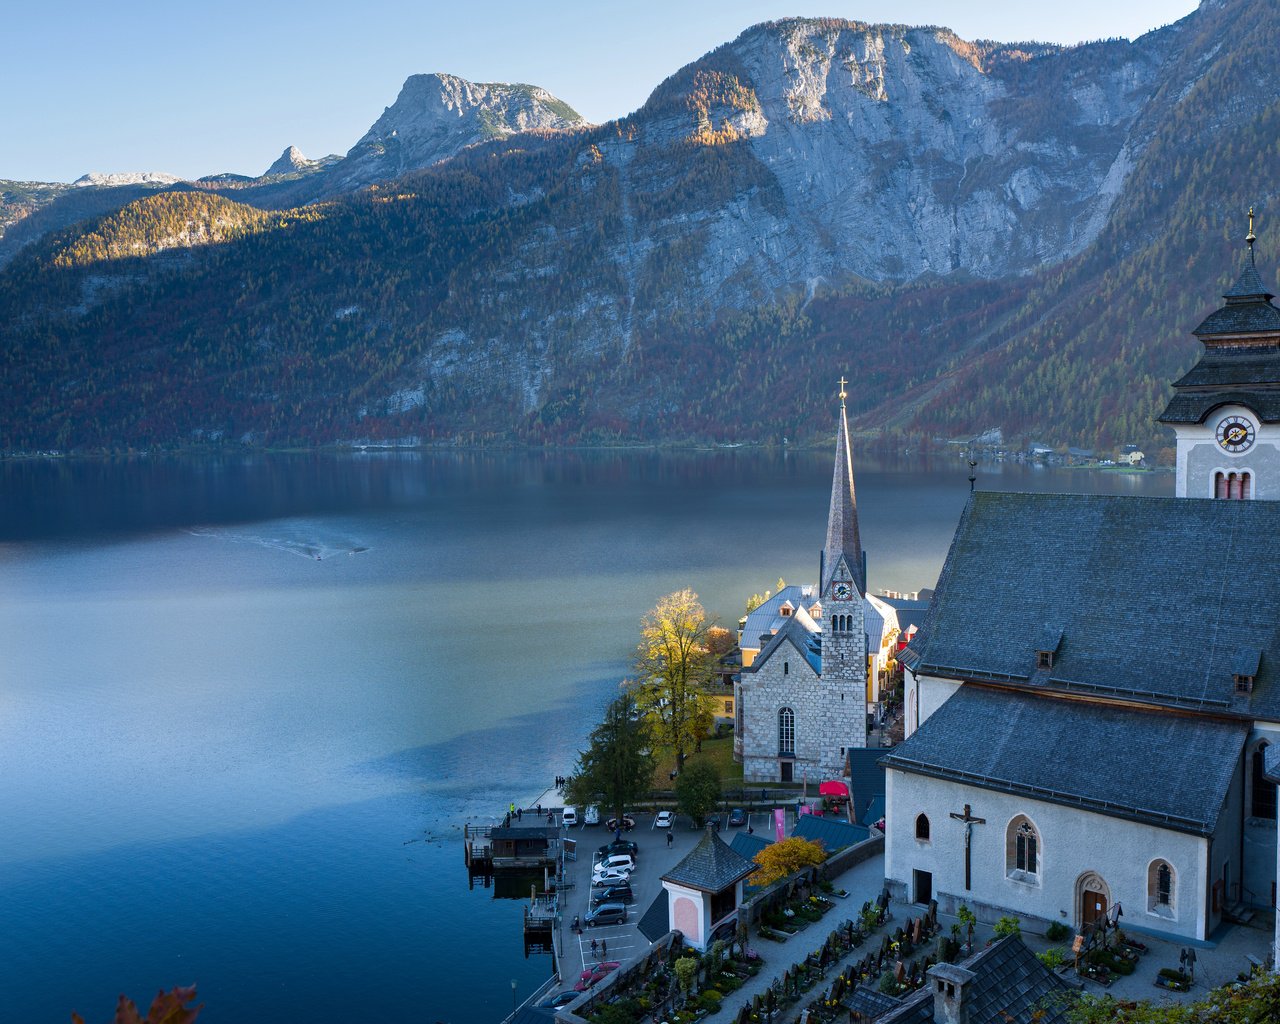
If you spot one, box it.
[655,810,675,829]
[591,866,633,887]
[597,839,638,859]
[584,902,627,927]
[574,961,621,991]
[605,814,636,832]
[591,883,634,906]
[562,806,578,827]
[594,853,635,873]
[728,807,748,827]
[539,991,579,1009]
[584,804,601,826]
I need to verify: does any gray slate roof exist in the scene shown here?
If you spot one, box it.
[1193,253,1280,336]
[881,686,1247,835]
[743,614,822,676]
[878,936,1074,1024]
[636,892,671,943]
[906,492,1280,718]
[792,814,870,850]
[728,831,771,863]
[825,403,865,594]
[741,585,821,650]
[1160,388,1280,424]
[661,827,756,893]
[848,746,890,823]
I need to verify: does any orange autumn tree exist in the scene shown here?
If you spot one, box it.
[749,836,827,887]
[73,985,202,1024]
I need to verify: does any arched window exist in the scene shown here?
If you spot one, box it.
[1006,815,1040,881]
[778,707,795,755]
[1148,859,1175,918]
[1215,471,1254,500]
[915,814,930,840]
[1252,742,1277,819]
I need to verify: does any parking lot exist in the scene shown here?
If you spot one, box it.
[555,809,763,981]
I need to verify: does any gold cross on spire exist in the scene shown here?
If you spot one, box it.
[1248,206,1256,248]
[838,376,848,406]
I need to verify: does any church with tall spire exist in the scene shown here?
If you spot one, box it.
[734,381,887,783]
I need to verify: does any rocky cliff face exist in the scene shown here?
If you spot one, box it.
[2,0,1275,452]
[319,72,587,194]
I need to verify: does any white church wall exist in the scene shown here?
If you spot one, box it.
[1175,406,1280,500]
[739,648,822,782]
[885,769,1210,940]
[906,673,961,737]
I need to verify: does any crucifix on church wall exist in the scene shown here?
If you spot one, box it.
[949,803,986,891]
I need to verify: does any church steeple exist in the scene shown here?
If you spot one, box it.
[1159,210,1280,500]
[823,377,865,595]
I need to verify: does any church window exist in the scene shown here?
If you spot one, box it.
[778,707,795,755]
[784,661,789,675]
[1251,742,1277,820]
[915,814,930,841]
[1005,816,1040,881]
[1147,859,1175,918]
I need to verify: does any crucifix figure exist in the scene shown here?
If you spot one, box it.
[949,803,986,891]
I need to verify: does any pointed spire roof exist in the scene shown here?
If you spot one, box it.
[824,379,865,595]
[1193,208,1280,336]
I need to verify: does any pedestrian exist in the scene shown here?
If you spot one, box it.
[667,830,673,848]
[601,939,607,957]
[510,802,515,817]
[590,938,598,956]
[548,811,554,824]
[516,806,522,821]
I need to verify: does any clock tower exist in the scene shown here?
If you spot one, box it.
[1160,212,1280,500]
[821,378,867,753]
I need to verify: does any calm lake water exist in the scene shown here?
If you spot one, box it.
[0,450,1169,1022]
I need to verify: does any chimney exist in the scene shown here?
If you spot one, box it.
[927,964,976,1024]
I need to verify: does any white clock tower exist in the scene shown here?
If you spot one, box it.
[1160,212,1280,500]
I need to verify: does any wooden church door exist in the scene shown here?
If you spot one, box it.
[1082,888,1107,928]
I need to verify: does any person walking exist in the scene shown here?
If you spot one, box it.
[601,939,607,957]
[667,830,673,848]
[590,938,598,957]
[516,806,522,821]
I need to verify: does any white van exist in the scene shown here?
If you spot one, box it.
[584,805,601,826]
[562,806,578,827]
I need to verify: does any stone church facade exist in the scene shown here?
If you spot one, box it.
[885,229,1280,944]
[736,389,868,782]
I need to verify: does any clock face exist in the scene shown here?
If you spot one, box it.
[1216,415,1256,453]
[831,581,853,601]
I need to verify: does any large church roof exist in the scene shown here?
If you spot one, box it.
[882,685,1246,835]
[905,491,1280,718]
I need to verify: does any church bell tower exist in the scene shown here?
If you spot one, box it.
[821,378,867,754]
[1160,211,1280,500]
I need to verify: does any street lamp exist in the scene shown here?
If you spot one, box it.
[511,978,517,1012]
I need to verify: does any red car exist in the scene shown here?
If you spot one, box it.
[574,961,621,991]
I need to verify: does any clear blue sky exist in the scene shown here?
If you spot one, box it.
[4,1,1200,183]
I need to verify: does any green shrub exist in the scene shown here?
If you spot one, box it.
[878,969,899,995]
[1037,947,1066,970]
[993,915,1021,939]
[1045,921,1071,942]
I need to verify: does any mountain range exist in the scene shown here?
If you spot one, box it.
[0,0,1276,453]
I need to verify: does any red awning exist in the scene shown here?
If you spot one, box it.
[819,781,849,798]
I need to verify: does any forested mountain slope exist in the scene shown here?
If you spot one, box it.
[0,0,1275,452]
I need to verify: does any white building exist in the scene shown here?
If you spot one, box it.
[885,232,1280,944]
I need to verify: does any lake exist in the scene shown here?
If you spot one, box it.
[0,449,1169,1022]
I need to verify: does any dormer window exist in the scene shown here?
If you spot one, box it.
[809,603,822,620]
[1233,648,1261,695]
[1034,626,1062,673]
[780,602,794,617]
